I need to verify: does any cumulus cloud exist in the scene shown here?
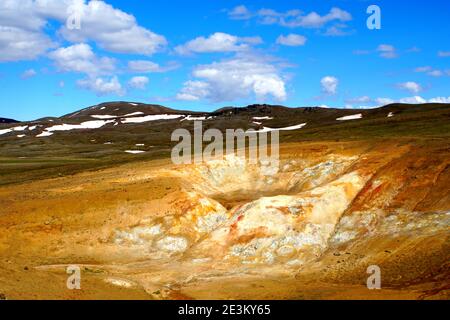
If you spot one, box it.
[48,43,116,77]
[0,26,55,62]
[377,44,398,59]
[176,81,210,101]
[415,66,445,77]
[0,0,167,61]
[347,95,450,108]
[59,1,167,55]
[428,70,444,77]
[21,69,37,79]
[177,55,287,102]
[397,81,422,94]
[127,60,179,73]
[128,76,149,89]
[286,8,351,28]
[77,76,124,96]
[227,5,351,30]
[345,95,450,108]
[399,96,426,104]
[228,5,252,20]
[321,76,339,95]
[396,96,450,104]
[276,34,307,46]
[428,96,450,103]
[375,97,395,106]
[175,32,261,55]
[278,8,351,28]
[257,8,301,25]
[395,96,448,105]
[323,24,352,37]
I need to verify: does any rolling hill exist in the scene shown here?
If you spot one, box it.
[0,102,449,185]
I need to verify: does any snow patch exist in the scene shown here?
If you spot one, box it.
[337,114,362,121]
[36,131,53,137]
[253,116,274,120]
[257,123,307,132]
[91,115,117,119]
[13,126,28,131]
[121,114,184,123]
[46,120,114,132]
[182,115,207,121]
[0,129,12,136]
[123,112,144,117]
[125,150,146,154]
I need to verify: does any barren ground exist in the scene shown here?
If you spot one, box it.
[0,139,448,300]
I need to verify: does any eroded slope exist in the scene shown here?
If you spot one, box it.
[0,140,449,299]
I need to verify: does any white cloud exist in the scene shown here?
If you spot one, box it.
[229,6,351,30]
[240,36,264,45]
[257,8,302,25]
[323,24,352,37]
[48,43,116,77]
[375,97,395,106]
[276,34,307,46]
[377,44,398,59]
[177,55,287,102]
[399,96,426,104]
[346,95,450,108]
[397,81,422,94]
[77,76,124,96]
[58,1,167,55]
[280,7,352,28]
[0,26,55,62]
[228,5,252,20]
[0,0,167,61]
[128,76,149,89]
[127,60,179,73]
[415,66,445,77]
[428,96,450,103]
[175,32,261,55]
[176,81,210,101]
[321,76,339,95]
[438,51,450,57]
[428,70,444,77]
[128,60,160,73]
[396,96,450,104]
[353,96,449,107]
[21,69,37,79]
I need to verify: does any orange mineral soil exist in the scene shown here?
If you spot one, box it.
[0,139,449,300]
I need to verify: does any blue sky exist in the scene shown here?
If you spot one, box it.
[0,0,449,121]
